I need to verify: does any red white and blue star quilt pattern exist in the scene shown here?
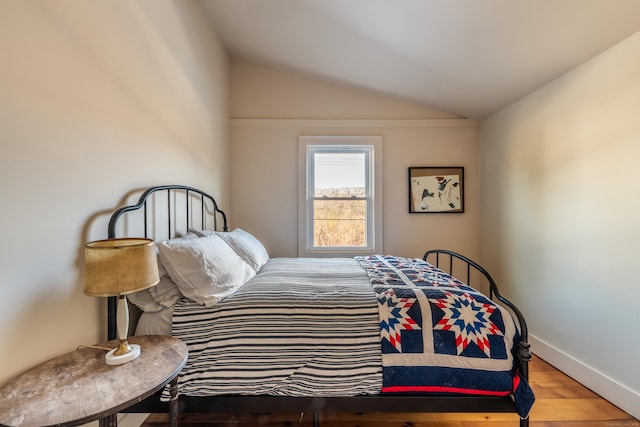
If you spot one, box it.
[356,255,534,418]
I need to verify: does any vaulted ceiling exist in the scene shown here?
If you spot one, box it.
[200,0,640,119]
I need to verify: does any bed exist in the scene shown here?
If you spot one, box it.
[104,185,534,427]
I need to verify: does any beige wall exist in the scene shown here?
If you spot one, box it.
[479,31,640,419]
[230,61,481,273]
[0,0,229,385]
[230,60,459,120]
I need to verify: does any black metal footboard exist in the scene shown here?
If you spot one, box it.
[423,249,532,388]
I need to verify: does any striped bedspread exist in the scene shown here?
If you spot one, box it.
[163,258,382,399]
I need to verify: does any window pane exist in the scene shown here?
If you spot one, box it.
[313,152,365,197]
[299,137,382,256]
[313,199,367,247]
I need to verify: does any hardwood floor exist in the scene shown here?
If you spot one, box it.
[141,355,638,426]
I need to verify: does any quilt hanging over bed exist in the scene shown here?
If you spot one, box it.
[355,255,534,418]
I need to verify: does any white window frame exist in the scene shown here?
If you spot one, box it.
[298,136,383,257]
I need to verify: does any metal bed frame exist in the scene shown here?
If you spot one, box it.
[105,185,532,427]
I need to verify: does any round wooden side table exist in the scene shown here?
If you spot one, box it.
[0,335,188,427]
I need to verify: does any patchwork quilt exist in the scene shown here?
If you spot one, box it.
[356,255,534,417]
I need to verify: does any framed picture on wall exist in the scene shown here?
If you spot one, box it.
[408,166,464,213]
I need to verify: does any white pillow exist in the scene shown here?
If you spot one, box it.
[158,234,255,306]
[190,228,214,238]
[127,287,164,313]
[127,234,196,312]
[125,263,184,313]
[215,228,269,272]
[148,261,183,308]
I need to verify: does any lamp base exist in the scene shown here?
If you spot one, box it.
[105,343,141,366]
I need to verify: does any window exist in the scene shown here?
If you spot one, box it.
[298,136,382,257]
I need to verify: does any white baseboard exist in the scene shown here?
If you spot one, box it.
[118,413,149,427]
[81,413,149,427]
[530,334,640,420]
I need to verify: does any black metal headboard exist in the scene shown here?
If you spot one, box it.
[106,185,228,339]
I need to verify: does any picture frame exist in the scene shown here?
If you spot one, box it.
[408,167,464,213]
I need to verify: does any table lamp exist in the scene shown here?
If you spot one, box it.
[84,238,159,365]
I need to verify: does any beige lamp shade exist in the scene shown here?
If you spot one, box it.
[84,238,159,297]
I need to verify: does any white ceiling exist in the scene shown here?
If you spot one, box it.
[200,0,640,120]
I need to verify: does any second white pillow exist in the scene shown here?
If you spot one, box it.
[216,228,269,272]
[158,234,255,306]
